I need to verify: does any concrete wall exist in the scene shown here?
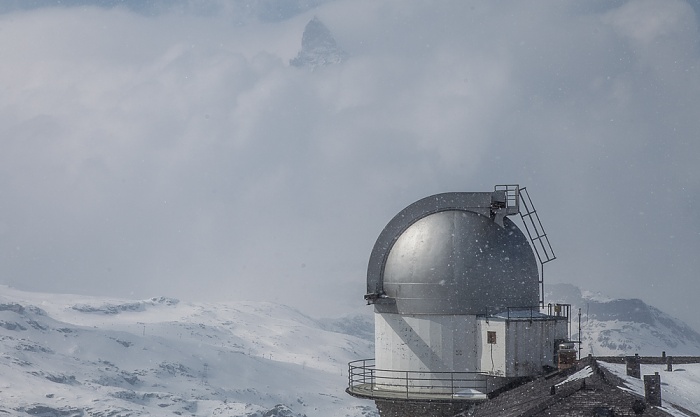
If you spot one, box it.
[374,399,478,417]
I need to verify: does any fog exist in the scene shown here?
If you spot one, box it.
[1,0,699,331]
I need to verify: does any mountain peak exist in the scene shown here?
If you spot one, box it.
[290,17,346,68]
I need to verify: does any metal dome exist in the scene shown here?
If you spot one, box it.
[366,191,540,315]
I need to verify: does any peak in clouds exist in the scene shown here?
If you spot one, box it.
[290,16,347,68]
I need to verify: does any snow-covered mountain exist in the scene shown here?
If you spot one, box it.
[0,285,376,417]
[546,283,700,357]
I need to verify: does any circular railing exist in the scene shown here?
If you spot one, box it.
[346,359,488,401]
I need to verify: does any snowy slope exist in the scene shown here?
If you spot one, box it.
[599,361,700,417]
[0,285,377,417]
[546,284,700,357]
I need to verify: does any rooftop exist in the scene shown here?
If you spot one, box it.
[457,357,700,417]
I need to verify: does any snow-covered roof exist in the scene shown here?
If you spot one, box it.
[457,358,700,417]
[599,361,700,417]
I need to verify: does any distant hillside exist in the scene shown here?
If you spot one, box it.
[546,283,700,357]
[317,312,373,342]
[0,286,376,417]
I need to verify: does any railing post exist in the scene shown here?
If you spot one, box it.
[451,372,455,397]
[362,360,366,386]
[406,371,409,398]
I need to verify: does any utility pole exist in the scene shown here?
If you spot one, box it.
[578,308,582,360]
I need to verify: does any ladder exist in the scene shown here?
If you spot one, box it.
[518,187,556,307]
[494,185,556,306]
[518,187,556,265]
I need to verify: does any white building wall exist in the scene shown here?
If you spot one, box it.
[374,313,569,393]
[375,313,480,372]
[477,317,569,378]
[374,313,482,392]
[476,320,507,376]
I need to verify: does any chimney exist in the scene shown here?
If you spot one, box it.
[626,355,641,379]
[666,356,673,372]
[643,373,661,406]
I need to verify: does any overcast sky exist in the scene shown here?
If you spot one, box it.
[2,0,699,331]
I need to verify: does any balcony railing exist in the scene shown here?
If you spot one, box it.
[347,359,487,401]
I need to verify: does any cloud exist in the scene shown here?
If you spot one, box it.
[1,1,699,329]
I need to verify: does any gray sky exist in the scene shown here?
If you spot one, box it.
[2,0,700,331]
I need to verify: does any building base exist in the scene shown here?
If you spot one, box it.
[374,399,480,417]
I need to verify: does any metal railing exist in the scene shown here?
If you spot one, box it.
[347,359,487,400]
[481,304,571,321]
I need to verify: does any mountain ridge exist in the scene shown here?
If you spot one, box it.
[546,283,700,357]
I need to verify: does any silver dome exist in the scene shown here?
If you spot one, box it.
[366,192,539,315]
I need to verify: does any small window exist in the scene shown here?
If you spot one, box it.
[487,331,497,344]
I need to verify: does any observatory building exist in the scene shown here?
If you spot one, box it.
[347,185,572,417]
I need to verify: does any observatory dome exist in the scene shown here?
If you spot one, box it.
[375,208,539,315]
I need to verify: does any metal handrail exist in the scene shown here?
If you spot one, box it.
[347,359,487,399]
[480,305,571,321]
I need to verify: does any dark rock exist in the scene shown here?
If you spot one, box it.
[290,17,346,68]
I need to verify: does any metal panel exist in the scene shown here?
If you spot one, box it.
[379,210,539,315]
[366,192,499,299]
[504,319,568,376]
